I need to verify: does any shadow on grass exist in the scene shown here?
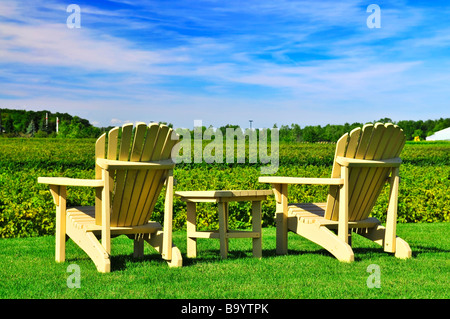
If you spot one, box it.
[409,245,450,258]
[66,241,450,272]
[179,247,326,267]
[109,253,171,272]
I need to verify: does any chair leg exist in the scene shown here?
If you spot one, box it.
[359,225,412,259]
[66,224,111,273]
[167,246,183,268]
[145,231,183,267]
[296,222,354,262]
[162,170,174,261]
[394,237,412,259]
[55,205,66,263]
[51,185,66,263]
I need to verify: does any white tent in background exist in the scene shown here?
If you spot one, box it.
[426,127,450,141]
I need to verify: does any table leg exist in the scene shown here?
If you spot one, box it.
[218,202,229,259]
[186,202,197,258]
[275,184,288,255]
[252,201,262,258]
[133,234,144,258]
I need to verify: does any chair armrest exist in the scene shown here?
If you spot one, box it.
[258,176,343,185]
[336,156,402,168]
[38,177,104,187]
[96,158,176,170]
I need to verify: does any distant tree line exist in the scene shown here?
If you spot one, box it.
[0,108,448,142]
[275,117,450,142]
[0,108,103,138]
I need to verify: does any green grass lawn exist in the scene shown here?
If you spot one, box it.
[0,223,448,300]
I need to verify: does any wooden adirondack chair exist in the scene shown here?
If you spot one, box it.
[259,123,412,262]
[38,122,182,272]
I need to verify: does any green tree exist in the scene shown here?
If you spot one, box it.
[4,117,14,133]
[302,126,322,142]
[291,123,302,142]
[26,120,36,136]
[413,129,424,140]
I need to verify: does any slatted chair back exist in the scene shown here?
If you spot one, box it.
[94,122,178,227]
[325,123,406,222]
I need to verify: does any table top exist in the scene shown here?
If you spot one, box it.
[175,189,273,202]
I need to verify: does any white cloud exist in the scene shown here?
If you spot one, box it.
[1,0,449,129]
[0,23,186,72]
[110,118,129,126]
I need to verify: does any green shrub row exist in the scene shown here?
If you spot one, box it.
[0,139,449,238]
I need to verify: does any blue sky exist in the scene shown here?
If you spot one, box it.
[0,0,449,129]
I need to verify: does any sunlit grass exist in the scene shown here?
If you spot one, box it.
[0,223,448,299]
